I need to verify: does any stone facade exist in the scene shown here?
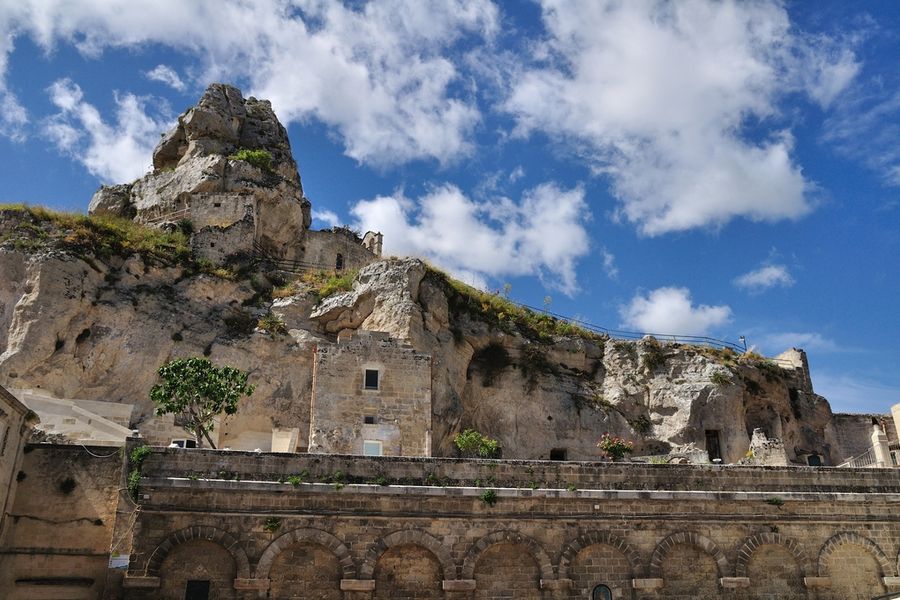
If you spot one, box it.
[0,444,123,599]
[118,447,900,600]
[0,385,38,540]
[309,331,432,457]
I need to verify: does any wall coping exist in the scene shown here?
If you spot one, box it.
[136,447,900,495]
[143,477,900,503]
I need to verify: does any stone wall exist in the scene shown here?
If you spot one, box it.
[0,385,38,541]
[304,229,380,272]
[831,413,898,463]
[0,444,123,599]
[121,449,900,600]
[309,331,432,456]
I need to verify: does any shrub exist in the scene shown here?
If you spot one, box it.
[479,489,498,506]
[229,148,272,171]
[127,445,153,502]
[454,429,501,458]
[641,338,666,373]
[629,415,652,435]
[710,370,731,386]
[764,496,784,507]
[258,312,287,335]
[263,517,281,532]
[597,433,634,461]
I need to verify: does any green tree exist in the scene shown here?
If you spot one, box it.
[149,357,255,448]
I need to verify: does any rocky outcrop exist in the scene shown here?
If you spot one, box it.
[88,83,311,262]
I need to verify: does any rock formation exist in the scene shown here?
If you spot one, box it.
[88,83,311,262]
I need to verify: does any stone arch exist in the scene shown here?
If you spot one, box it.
[145,526,250,579]
[360,529,456,580]
[461,530,554,580]
[648,531,728,579]
[735,532,811,577]
[255,528,355,580]
[558,531,642,579]
[817,531,893,577]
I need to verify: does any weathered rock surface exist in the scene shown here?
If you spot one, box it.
[88,83,311,262]
[0,218,839,463]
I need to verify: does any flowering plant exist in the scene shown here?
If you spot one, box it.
[597,433,634,461]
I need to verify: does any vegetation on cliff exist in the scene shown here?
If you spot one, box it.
[0,204,191,266]
[423,265,608,344]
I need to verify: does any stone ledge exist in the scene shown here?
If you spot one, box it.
[632,578,664,590]
[122,576,160,589]
[719,577,750,588]
[804,576,831,588]
[233,578,269,591]
[540,578,573,590]
[442,579,476,591]
[147,477,900,504]
[341,579,376,591]
[884,576,900,587]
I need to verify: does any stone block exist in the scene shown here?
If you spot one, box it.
[122,575,161,588]
[803,576,831,588]
[632,578,664,589]
[719,577,750,588]
[442,579,476,591]
[233,578,270,590]
[341,579,376,591]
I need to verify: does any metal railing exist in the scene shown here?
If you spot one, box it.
[837,448,880,468]
[251,240,328,273]
[514,302,747,352]
[142,207,191,225]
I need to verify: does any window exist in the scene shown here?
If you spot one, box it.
[807,453,822,467]
[549,448,567,461]
[891,451,898,467]
[170,439,197,449]
[185,580,210,600]
[364,369,379,390]
[363,440,383,456]
[364,415,376,425]
[335,253,344,270]
[592,584,612,600]
[705,430,722,462]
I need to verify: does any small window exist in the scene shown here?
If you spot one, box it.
[209,242,216,248]
[592,584,612,600]
[364,369,379,390]
[363,440,383,456]
[335,253,344,270]
[213,202,222,208]
[185,580,211,600]
[364,415,376,425]
[171,439,197,449]
[807,453,822,467]
[891,451,899,467]
[549,448,567,461]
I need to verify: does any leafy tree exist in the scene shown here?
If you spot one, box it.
[149,357,255,448]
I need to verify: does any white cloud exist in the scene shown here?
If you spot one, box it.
[0,0,498,167]
[733,264,794,292]
[811,371,900,413]
[351,181,590,294]
[823,86,900,188]
[504,0,858,235]
[600,248,618,280]
[619,287,731,336]
[312,209,341,228]
[758,332,839,353]
[43,79,172,183]
[145,64,185,91]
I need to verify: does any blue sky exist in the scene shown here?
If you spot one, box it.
[0,1,898,413]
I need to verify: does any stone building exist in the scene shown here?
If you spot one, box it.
[309,330,432,457]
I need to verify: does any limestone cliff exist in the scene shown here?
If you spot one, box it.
[89,83,311,263]
[0,212,839,463]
